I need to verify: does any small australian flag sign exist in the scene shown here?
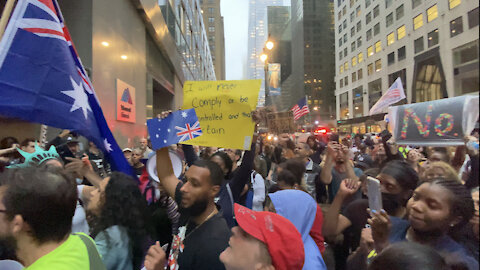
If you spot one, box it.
[147,108,203,150]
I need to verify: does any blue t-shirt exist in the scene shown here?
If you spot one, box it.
[328,167,363,202]
[389,219,479,270]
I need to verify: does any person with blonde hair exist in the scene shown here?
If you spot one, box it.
[422,161,461,183]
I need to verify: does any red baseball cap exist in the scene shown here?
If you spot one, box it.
[234,203,305,270]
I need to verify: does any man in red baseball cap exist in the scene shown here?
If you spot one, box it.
[219,203,305,270]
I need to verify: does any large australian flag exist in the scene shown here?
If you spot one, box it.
[0,0,134,178]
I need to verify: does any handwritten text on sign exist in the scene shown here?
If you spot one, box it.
[181,80,261,150]
[391,95,479,146]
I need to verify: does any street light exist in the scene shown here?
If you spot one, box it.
[260,39,275,106]
[260,53,268,62]
[266,40,274,50]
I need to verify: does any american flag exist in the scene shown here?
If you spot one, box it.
[369,77,406,115]
[291,97,310,121]
[147,109,203,150]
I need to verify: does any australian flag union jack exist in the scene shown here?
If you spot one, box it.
[0,0,134,177]
[147,109,203,150]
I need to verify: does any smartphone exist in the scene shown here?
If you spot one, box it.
[367,176,382,213]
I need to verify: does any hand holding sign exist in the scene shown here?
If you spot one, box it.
[182,80,261,150]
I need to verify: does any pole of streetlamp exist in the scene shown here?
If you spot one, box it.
[264,59,269,106]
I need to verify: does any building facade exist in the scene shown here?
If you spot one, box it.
[200,0,226,80]
[302,0,336,126]
[334,0,479,135]
[247,0,289,106]
[0,0,216,148]
[266,6,293,111]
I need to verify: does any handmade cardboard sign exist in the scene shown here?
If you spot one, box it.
[388,95,479,146]
[181,80,261,150]
[267,111,296,134]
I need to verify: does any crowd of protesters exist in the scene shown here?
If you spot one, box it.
[0,112,478,270]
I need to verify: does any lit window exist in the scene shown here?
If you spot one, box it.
[352,56,357,66]
[450,17,463,37]
[358,52,364,63]
[375,41,382,53]
[427,5,438,22]
[414,14,424,30]
[340,65,344,74]
[367,46,374,57]
[449,0,461,9]
[367,63,374,75]
[387,32,395,45]
[397,25,406,40]
[428,29,439,47]
[375,59,382,72]
[345,62,349,70]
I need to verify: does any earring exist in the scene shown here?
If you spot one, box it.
[450,224,455,227]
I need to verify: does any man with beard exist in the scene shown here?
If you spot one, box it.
[0,167,104,269]
[140,137,153,159]
[319,141,363,203]
[153,147,230,270]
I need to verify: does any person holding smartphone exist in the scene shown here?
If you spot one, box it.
[323,160,419,269]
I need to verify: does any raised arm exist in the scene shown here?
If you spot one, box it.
[230,139,256,202]
[0,144,18,156]
[156,147,181,199]
[320,142,337,185]
[230,110,261,201]
[323,178,358,238]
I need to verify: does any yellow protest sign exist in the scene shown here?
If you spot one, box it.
[181,80,261,150]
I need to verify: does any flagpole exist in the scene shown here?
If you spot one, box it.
[39,125,48,148]
[0,0,16,40]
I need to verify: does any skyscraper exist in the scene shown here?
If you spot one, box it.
[201,0,226,80]
[247,0,289,106]
[303,0,336,124]
[289,0,336,126]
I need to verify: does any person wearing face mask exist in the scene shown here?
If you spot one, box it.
[322,160,418,270]
[365,179,478,270]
